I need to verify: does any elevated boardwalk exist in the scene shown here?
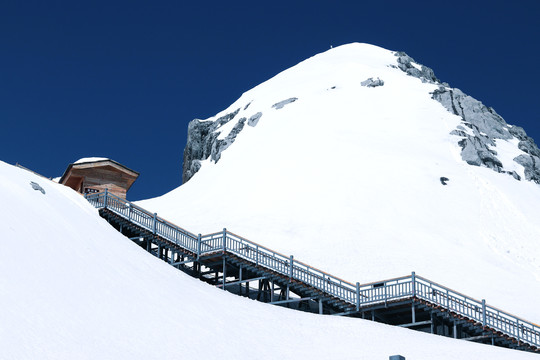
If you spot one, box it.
[87,190,539,353]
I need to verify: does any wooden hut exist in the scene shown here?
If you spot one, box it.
[59,158,139,199]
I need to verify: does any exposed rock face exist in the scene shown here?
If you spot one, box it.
[432,87,511,140]
[394,52,440,84]
[361,77,384,87]
[514,154,540,183]
[272,97,298,109]
[182,108,241,183]
[394,51,540,184]
[211,117,246,163]
[182,107,268,183]
[248,112,262,127]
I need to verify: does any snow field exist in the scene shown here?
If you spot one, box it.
[1,161,537,359]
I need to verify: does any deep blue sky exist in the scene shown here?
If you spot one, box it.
[1,1,539,200]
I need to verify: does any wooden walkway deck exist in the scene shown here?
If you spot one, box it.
[87,190,539,353]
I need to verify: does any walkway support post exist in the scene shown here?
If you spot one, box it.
[482,299,486,326]
[289,255,294,281]
[222,228,227,253]
[222,257,226,291]
[411,271,416,298]
[356,282,360,311]
[197,234,201,260]
[104,188,108,208]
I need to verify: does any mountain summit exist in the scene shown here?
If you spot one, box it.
[139,43,540,321]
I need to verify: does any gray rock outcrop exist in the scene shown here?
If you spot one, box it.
[361,77,384,87]
[272,97,298,109]
[182,108,242,183]
[394,52,440,84]
[394,51,540,184]
[182,107,268,183]
[248,112,263,127]
[432,87,512,140]
[514,154,540,183]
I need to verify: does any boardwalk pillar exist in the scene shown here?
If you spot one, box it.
[319,299,323,314]
[222,228,227,253]
[197,234,201,259]
[356,282,360,311]
[104,188,108,208]
[255,245,259,266]
[411,302,416,323]
[289,255,294,280]
[482,299,486,326]
[222,257,226,290]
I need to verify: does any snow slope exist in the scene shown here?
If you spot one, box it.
[138,43,540,322]
[1,161,538,359]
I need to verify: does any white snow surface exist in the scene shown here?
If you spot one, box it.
[73,157,110,164]
[1,161,537,360]
[139,43,540,322]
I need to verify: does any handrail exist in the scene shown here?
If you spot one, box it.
[86,190,540,348]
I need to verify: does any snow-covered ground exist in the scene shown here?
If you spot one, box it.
[138,43,540,324]
[1,160,537,359]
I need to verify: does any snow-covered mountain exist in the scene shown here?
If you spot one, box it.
[139,43,540,322]
[3,43,540,359]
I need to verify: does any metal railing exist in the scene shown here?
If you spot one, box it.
[86,190,540,348]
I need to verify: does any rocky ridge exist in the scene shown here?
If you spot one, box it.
[182,95,300,183]
[394,51,540,184]
[181,49,540,185]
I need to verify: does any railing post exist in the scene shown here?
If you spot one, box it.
[516,319,520,343]
[128,203,132,222]
[289,255,294,281]
[197,234,201,260]
[153,213,157,234]
[482,299,486,326]
[411,271,416,298]
[356,282,360,311]
[256,244,259,266]
[222,228,227,253]
[104,188,108,208]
